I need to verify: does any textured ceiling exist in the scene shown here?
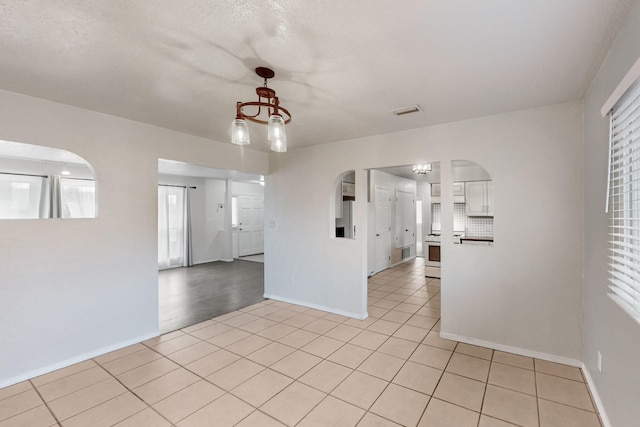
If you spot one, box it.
[0,0,632,152]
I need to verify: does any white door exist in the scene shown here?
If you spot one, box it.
[374,186,392,273]
[238,194,264,256]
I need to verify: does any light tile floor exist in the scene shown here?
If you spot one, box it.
[0,258,603,426]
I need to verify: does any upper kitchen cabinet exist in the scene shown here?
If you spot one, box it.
[465,180,494,217]
[430,182,464,204]
[333,170,355,239]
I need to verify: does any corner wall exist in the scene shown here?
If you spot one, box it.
[583,2,640,425]
[0,89,268,387]
[265,100,584,361]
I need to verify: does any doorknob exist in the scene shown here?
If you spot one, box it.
[376,233,380,237]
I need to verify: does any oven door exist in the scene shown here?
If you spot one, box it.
[425,242,441,267]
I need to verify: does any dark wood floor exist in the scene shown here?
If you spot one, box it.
[158,259,265,333]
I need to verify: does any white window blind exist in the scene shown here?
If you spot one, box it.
[608,78,640,322]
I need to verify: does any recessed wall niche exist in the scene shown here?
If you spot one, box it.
[332,170,355,239]
[0,139,97,219]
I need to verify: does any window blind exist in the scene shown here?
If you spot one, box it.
[608,79,640,322]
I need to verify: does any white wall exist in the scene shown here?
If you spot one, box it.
[0,89,268,387]
[583,2,640,426]
[265,101,584,361]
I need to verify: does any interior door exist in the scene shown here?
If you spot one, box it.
[238,194,264,256]
[374,186,391,273]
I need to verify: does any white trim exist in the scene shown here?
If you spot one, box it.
[439,331,582,367]
[581,364,613,427]
[0,331,159,389]
[601,55,640,117]
[263,293,366,320]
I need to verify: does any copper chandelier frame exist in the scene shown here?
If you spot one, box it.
[235,67,292,124]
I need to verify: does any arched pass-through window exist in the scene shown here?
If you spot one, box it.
[0,140,98,219]
[451,160,493,245]
[332,170,355,239]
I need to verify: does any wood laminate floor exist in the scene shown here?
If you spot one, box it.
[159,260,265,333]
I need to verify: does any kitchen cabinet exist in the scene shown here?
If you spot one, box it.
[465,181,494,216]
[431,182,465,203]
[342,181,355,199]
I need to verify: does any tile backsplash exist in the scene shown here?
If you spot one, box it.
[431,203,494,238]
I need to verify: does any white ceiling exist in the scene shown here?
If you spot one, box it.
[0,1,632,152]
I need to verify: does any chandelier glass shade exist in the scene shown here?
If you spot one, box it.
[412,164,432,174]
[231,67,291,152]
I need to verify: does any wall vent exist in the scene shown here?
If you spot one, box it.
[391,104,423,116]
[402,247,410,259]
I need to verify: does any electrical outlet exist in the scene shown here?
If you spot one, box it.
[597,351,602,373]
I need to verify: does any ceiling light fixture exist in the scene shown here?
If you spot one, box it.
[231,67,291,152]
[412,164,432,174]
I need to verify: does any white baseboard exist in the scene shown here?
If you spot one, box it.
[439,331,583,367]
[263,293,366,320]
[0,331,159,389]
[581,364,612,427]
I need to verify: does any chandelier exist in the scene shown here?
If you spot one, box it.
[230,67,292,152]
[412,164,432,174]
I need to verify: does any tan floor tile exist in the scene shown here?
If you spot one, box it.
[0,404,56,427]
[231,369,292,406]
[372,299,399,309]
[165,341,218,366]
[180,319,216,334]
[535,359,584,381]
[478,414,519,426]
[206,358,265,390]
[327,344,373,369]
[133,368,200,404]
[301,336,344,358]
[403,296,429,305]
[492,351,534,370]
[392,324,429,342]
[416,307,441,319]
[418,398,479,427]
[446,352,491,382]
[62,392,146,427]
[153,380,225,424]
[37,366,112,402]
[177,393,254,427]
[113,407,171,427]
[343,317,378,329]
[0,381,32,401]
[432,320,441,332]
[381,293,406,302]
[370,383,430,426]
[93,344,146,365]
[538,398,601,427]
[261,381,326,426]
[392,361,442,395]
[380,310,412,324]
[220,312,260,327]
[281,314,317,328]
[117,357,179,389]
[323,313,350,323]
[213,311,242,322]
[236,411,285,427]
[298,360,352,393]
[405,314,438,330]
[356,411,402,426]
[143,330,185,346]
[302,318,341,335]
[247,342,296,367]
[482,384,538,427]
[0,390,44,423]
[367,319,402,336]
[226,334,272,356]
[393,302,422,314]
[257,324,298,341]
[331,371,388,410]
[48,378,126,420]
[357,352,404,381]
[188,322,233,340]
[264,309,300,323]
[100,348,163,376]
[238,318,278,333]
[367,306,390,319]
[31,360,97,387]
[422,331,457,350]
[349,330,389,351]
[536,372,595,411]
[235,410,286,427]
[433,372,486,411]
[185,349,240,377]
[455,343,494,360]
[298,396,365,427]
[270,350,322,379]
[206,328,252,348]
[409,344,453,370]
[147,334,201,356]
[277,329,320,348]
[488,362,536,395]
[377,337,419,359]
[325,324,362,342]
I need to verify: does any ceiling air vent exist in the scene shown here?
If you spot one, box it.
[391,105,423,116]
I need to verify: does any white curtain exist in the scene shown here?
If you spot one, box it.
[58,178,96,218]
[0,173,46,219]
[158,186,188,269]
[183,187,193,267]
